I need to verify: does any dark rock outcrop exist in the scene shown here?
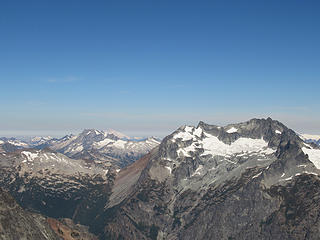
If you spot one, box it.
[0,188,59,240]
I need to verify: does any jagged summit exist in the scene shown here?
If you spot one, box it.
[79,128,129,140]
[102,118,320,240]
[0,128,160,171]
[45,128,160,168]
[146,118,318,187]
[105,128,130,139]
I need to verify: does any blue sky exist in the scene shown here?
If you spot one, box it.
[0,0,319,137]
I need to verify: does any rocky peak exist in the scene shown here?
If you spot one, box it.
[144,118,319,191]
[99,118,320,240]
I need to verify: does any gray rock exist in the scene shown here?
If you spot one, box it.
[97,118,320,240]
[0,188,59,240]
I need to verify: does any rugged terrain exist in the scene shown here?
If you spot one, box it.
[0,187,59,240]
[1,118,320,240]
[0,148,114,220]
[1,129,160,169]
[47,217,98,240]
[95,118,320,240]
[0,129,159,238]
[47,129,160,168]
[0,187,98,240]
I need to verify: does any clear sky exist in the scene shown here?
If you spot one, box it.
[0,0,319,137]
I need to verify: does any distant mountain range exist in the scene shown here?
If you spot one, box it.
[1,120,320,240]
[299,134,320,146]
[0,128,160,225]
[0,129,160,169]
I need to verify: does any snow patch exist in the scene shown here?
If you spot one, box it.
[94,138,114,148]
[185,126,194,133]
[194,127,203,137]
[201,133,275,157]
[191,165,203,177]
[227,127,238,133]
[8,140,28,147]
[173,131,194,141]
[113,140,126,149]
[297,164,307,168]
[284,176,293,181]
[74,145,83,152]
[177,148,192,157]
[252,172,262,179]
[302,147,320,169]
[21,151,39,161]
[301,171,318,176]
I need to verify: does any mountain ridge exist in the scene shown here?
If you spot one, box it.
[96,118,320,240]
[1,118,320,239]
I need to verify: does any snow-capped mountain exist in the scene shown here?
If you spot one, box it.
[47,129,160,168]
[300,134,320,146]
[2,118,320,240]
[105,128,130,139]
[0,137,29,148]
[29,136,55,146]
[92,118,320,240]
[0,148,113,219]
[0,129,160,169]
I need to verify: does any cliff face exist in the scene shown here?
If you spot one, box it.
[0,188,59,240]
[0,188,99,240]
[0,148,114,221]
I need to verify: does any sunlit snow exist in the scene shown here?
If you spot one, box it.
[302,147,320,169]
[227,127,238,133]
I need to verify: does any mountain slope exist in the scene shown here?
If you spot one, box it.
[0,188,59,240]
[94,118,320,240]
[0,148,113,220]
[48,129,160,168]
[0,129,160,169]
[0,137,29,148]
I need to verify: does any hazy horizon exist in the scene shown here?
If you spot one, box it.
[1,115,320,138]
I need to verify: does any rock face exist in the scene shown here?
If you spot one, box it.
[94,118,320,240]
[0,132,158,235]
[0,148,113,220]
[0,188,59,240]
[47,218,98,240]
